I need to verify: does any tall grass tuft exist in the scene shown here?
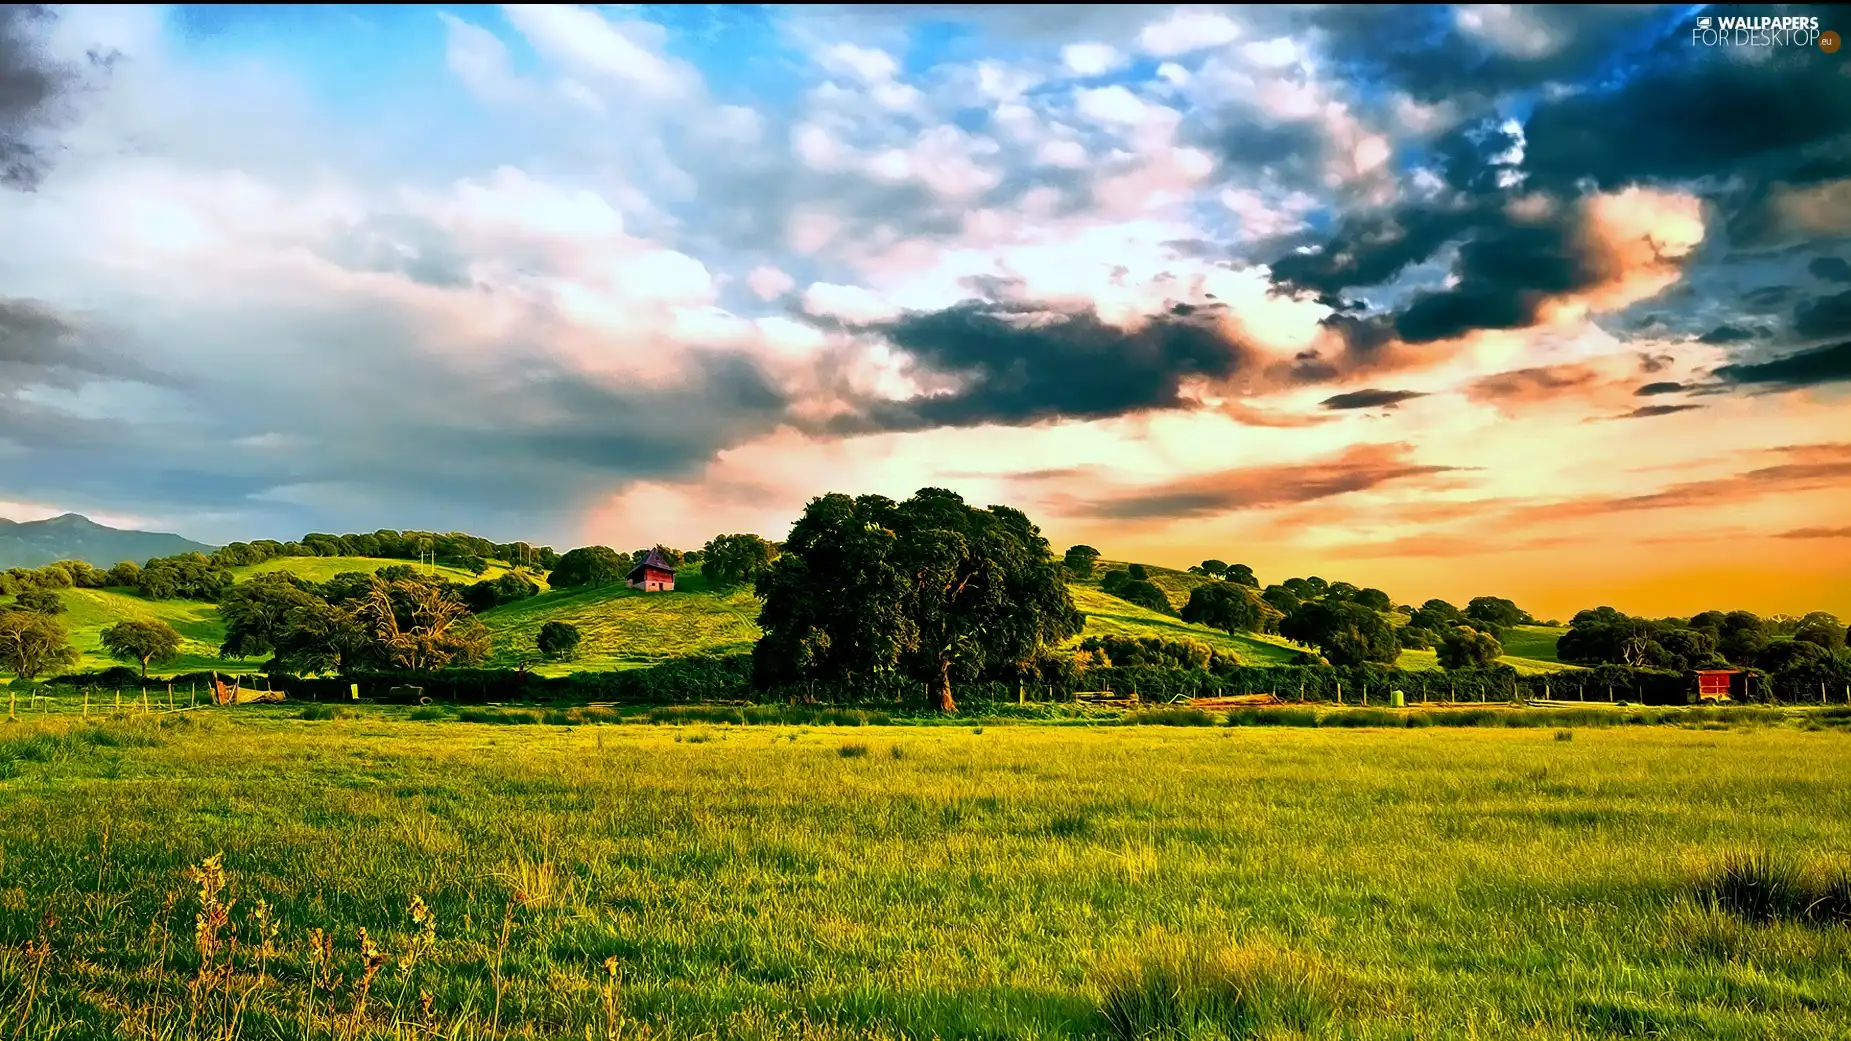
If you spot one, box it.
[1695,851,1851,925]
[1094,935,1345,1039]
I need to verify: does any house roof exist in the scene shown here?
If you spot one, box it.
[627,547,676,578]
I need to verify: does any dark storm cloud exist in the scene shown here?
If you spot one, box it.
[822,302,1257,434]
[1808,256,1851,284]
[1741,286,1797,311]
[1697,325,1759,345]
[1634,381,1685,397]
[1712,340,1851,390]
[1612,404,1704,420]
[1313,4,1668,104]
[1061,443,1461,522]
[0,296,166,388]
[0,4,64,189]
[1268,6,1851,347]
[1793,290,1851,341]
[0,4,115,191]
[1319,388,1426,411]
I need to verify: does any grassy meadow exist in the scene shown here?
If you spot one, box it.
[56,587,264,676]
[0,708,1847,1039]
[227,556,504,586]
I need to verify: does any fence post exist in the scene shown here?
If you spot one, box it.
[1336,681,1343,706]
[6,689,13,720]
[83,688,89,719]
[167,683,175,711]
[190,684,196,710]
[115,689,121,711]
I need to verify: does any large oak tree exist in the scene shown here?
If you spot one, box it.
[753,489,1083,712]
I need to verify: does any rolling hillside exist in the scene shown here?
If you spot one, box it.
[1085,558,1571,674]
[228,555,510,586]
[54,587,262,677]
[479,572,760,674]
[13,553,1567,681]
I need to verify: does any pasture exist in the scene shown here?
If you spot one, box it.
[22,556,1571,681]
[0,710,1846,1039]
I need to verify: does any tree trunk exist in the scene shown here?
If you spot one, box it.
[140,658,150,681]
[933,656,957,714]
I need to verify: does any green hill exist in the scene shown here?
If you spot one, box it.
[479,572,760,674]
[1086,558,1571,674]
[54,587,262,678]
[17,552,1571,682]
[228,555,514,585]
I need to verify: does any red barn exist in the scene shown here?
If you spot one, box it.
[626,548,676,592]
[1695,669,1737,701]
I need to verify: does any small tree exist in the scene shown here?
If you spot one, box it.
[1437,625,1503,670]
[1063,545,1101,579]
[536,620,582,662]
[100,618,184,680]
[1126,563,1148,581]
[1224,563,1258,588]
[0,609,78,681]
[14,590,64,615]
[1118,579,1173,616]
[1197,559,1229,578]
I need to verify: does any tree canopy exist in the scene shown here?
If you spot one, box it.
[1179,581,1274,635]
[548,546,629,590]
[536,620,582,661]
[701,533,779,587]
[1437,626,1503,670]
[0,609,78,681]
[100,618,183,679]
[1279,600,1399,667]
[753,489,1083,712]
[1062,545,1101,578]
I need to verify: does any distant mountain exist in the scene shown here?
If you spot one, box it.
[0,513,217,570]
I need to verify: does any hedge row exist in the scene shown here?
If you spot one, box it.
[41,655,1851,707]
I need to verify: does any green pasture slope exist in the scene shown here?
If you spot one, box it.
[54,587,262,676]
[227,554,509,585]
[24,553,1567,680]
[1086,560,1571,674]
[479,571,762,673]
[2,711,1848,1038]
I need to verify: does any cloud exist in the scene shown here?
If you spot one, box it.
[1634,381,1684,397]
[1712,340,1851,392]
[1318,388,1426,411]
[1776,526,1851,540]
[1055,442,1461,522]
[1060,42,1123,77]
[1697,324,1758,345]
[1137,10,1243,57]
[0,4,110,191]
[1465,363,1604,408]
[825,302,1263,433]
[1793,290,1851,342]
[747,266,796,301]
[1808,256,1851,284]
[1611,404,1703,420]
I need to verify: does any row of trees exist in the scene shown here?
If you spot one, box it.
[1558,607,1848,672]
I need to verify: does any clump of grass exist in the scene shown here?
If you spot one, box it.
[888,745,906,760]
[297,705,351,722]
[408,705,447,722]
[838,742,870,758]
[1094,935,1346,1039]
[1047,812,1092,839]
[1555,730,1574,742]
[1122,706,1217,727]
[1696,851,1851,926]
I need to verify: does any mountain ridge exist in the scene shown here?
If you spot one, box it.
[0,513,217,569]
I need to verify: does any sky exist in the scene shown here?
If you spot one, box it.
[1,3,1849,622]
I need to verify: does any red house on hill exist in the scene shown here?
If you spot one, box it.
[627,548,676,592]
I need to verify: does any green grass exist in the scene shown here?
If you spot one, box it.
[1501,624,1568,663]
[227,554,516,586]
[2,712,1849,1038]
[1087,560,1571,673]
[50,587,264,677]
[1066,584,1303,665]
[36,557,1568,682]
[479,571,762,673]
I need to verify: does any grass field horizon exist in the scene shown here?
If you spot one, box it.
[14,554,1573,682]
[1,710,1845,1038]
